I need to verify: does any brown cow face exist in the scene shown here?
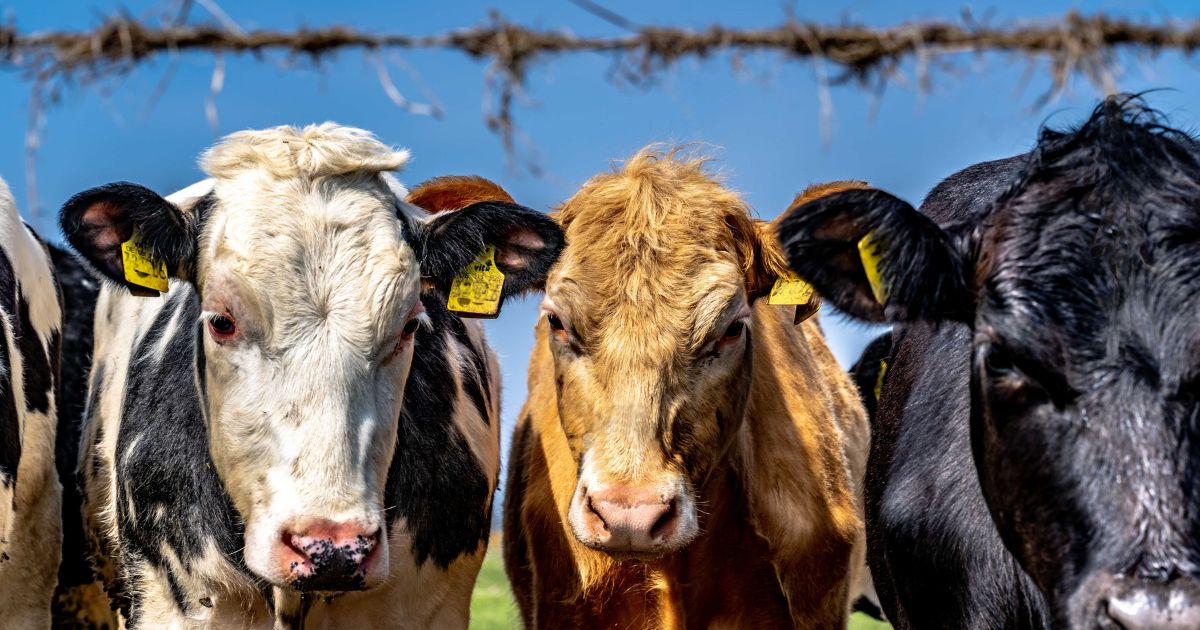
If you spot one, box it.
[539,149,790,559]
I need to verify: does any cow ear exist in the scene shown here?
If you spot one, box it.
[59,182,195,295]
[734,182,870,310]
[774,186,973,323]
[408,176,565,304]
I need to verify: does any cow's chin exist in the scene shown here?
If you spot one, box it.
[242,516,390,593]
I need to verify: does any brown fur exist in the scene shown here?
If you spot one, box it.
[406,175,515,213]
[52,581,118,629]
[503,147,870,628]
[783,180,870,216]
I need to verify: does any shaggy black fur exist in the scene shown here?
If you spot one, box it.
[786,96,1200,628]
[0,247,18,491]
[384,292,494,568]
[48,245,102,599]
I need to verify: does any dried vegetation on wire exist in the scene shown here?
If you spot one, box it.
[2,1,1200,182]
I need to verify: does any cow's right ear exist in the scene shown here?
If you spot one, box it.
[775,187,973,323]
[59,182,195,294]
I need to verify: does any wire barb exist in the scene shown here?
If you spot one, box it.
[2,10,1199,183]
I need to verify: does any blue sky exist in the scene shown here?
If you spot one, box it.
[4,0,1200,477]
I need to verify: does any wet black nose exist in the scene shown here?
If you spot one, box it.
[1104,584,1200,630]
[280,523,380,592]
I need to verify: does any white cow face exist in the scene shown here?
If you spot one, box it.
[60,125,564,592]
[195,171,421,591]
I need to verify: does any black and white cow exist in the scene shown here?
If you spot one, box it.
[59,124,563,628]
[779,97,1200,629]
[0,176,64,625]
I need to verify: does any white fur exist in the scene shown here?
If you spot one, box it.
[0,177,63,626]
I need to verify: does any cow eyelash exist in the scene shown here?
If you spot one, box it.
[711,318,748,355]
[390,312,431,355]
[979,344,1077,407]
[401,317,421,340]
[543,309,580,350]
[207,313,237,341]
[984,348,1018,378]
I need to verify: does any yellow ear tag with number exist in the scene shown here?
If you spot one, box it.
[857,231,889,305]
[768,270,819,324]
[120,231,169,293]
[447,245,505,318]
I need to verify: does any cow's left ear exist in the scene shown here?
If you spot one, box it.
[408,176,564,305]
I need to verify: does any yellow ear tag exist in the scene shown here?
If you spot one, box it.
[768,270,820,324]
[874,359,889,402]
[447,245,505,318]
[857,231,889,305]
[120,231,169,294]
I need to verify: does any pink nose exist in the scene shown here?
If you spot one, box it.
[582,485,681,554]
[277,520,380,591]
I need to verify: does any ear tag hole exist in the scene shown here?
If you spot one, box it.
[768,270,820,324]
[857,231,889,305]
[121,230,169,294]
[447,245,505,318]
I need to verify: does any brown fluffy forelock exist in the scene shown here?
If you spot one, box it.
[553,148,789,353]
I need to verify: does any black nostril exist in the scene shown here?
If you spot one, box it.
[281,532,306,558]
[649,499,678,539]
[585,495,608,529]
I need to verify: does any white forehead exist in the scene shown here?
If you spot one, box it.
[176,124,423,347]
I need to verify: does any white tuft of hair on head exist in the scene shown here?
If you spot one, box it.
[200,123,411,181]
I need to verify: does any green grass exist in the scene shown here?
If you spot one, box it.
[469,544,892,629]
[850,612,893,630]
[470,545,520,629]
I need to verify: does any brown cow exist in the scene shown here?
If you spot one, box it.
[503,147,871,628]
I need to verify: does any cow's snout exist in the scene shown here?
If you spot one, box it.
[1101,580,1200,630]
[277,520,382,592]
[575,483,691,557]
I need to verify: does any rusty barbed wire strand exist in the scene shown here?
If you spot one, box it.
[2,10,1200,177]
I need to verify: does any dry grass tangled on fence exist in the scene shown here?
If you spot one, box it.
[2,3,1200,184]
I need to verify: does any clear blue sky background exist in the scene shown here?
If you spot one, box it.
[3,1,1200,505]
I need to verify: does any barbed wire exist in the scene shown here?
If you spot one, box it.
[2,8,1200,185]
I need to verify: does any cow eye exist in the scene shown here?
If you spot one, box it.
[401,317,421,340]
[208,314,236,339]
[545,311,577,348]
[984,348,1018,379]
[714,319,747,353]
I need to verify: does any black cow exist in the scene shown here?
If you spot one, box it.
[779,96,1200,629]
